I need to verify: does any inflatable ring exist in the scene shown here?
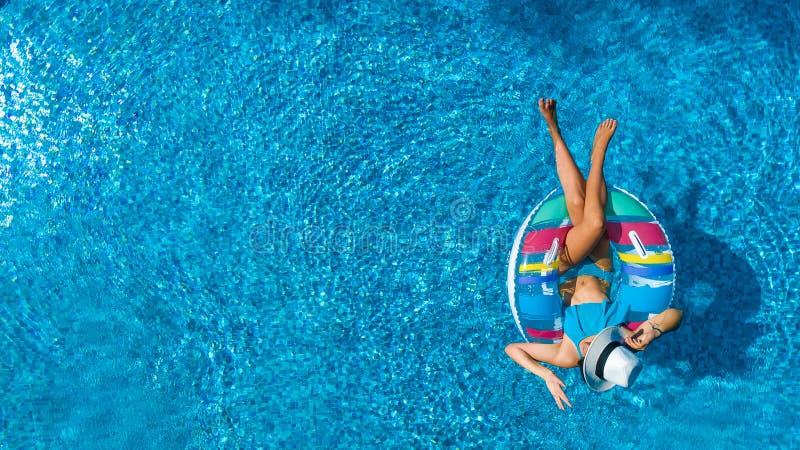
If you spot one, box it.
[507,187,675,343]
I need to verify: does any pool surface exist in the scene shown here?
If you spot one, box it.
[2,0,799,448]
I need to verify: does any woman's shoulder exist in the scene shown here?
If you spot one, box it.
[556,337,581,368]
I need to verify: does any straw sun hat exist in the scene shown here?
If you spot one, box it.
[582,326,643,392]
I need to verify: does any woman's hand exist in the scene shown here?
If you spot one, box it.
[625,322,658,350]
[544,372,572,411]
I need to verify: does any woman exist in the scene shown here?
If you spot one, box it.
[505,98,683,411]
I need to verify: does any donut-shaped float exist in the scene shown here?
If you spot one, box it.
[507,187,675,343]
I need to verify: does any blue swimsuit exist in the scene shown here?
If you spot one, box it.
[560,257,627,359]
[560,257,614,284]
[563,300,628,359]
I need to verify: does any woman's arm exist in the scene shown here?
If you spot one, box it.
[625,308,683,350]
[505,342,575,410]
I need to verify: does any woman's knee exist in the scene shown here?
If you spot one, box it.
[567,196,585,213]
[584,213,606,237]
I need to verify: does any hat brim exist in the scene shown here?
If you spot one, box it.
[582,326,625,392]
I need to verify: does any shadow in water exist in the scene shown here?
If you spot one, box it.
[645,184,764,379]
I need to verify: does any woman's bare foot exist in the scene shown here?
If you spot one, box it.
[591,118,617,163]
[538,98,559,129]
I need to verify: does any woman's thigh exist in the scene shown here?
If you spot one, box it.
[559,221,605,272]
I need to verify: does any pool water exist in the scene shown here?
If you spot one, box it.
[1,0,799,448]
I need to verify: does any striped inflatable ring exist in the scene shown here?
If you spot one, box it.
[507,187,675,343]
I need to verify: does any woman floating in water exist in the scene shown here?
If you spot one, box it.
[505,99,683,411]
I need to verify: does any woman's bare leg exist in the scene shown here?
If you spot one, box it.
[538,98,586,226]
[560,119,617,268]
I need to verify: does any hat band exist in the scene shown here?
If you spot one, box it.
[595,341,622,380]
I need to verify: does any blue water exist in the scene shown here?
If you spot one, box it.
[1,0,799,448]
